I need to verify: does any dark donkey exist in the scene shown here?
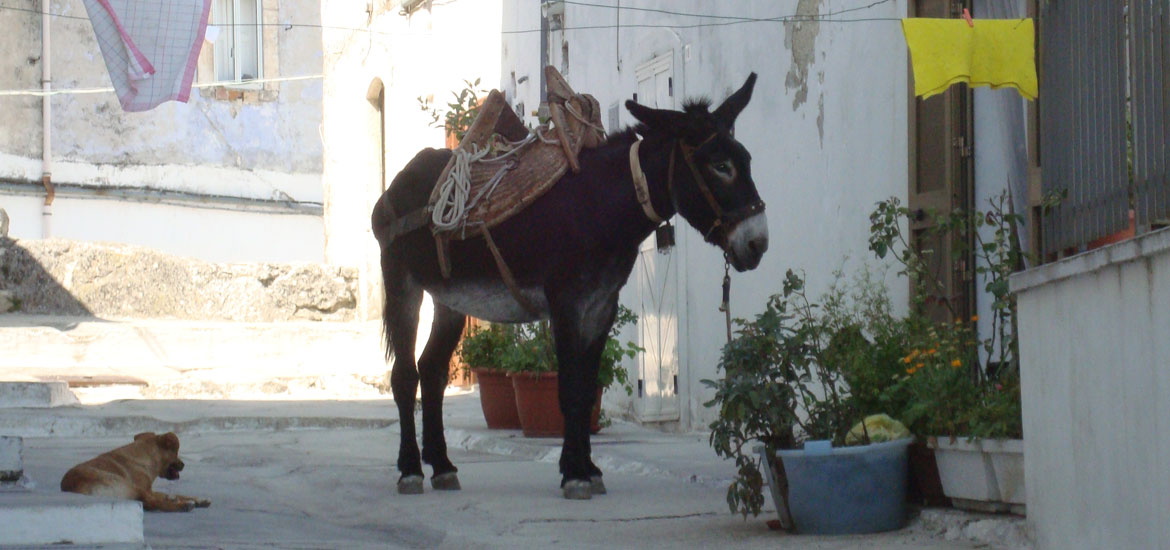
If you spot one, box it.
[371,73,768,499]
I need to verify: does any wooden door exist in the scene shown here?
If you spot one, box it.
[910,0,975,324]
[632,53,680,422]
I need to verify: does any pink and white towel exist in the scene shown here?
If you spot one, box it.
[81,0,212,112]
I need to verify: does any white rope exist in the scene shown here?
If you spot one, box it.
[431,124,559,234]
[431,143,492,231]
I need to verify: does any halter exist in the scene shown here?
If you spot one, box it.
[667,133,766,250]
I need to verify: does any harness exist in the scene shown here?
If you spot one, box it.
[631,133,767,251]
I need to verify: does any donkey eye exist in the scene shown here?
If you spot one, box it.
[711,161,732,176]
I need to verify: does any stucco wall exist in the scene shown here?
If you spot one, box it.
[0,0,324,262]
[321,0,502,320]
[1012,228,1170,550]
[502,0,913,429]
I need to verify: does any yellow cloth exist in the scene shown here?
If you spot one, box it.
[902,18,1038,100]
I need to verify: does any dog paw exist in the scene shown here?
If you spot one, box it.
[180,501,196,512]
[193,498,211,508]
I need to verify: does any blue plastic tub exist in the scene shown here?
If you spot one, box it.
[759,438,912,535]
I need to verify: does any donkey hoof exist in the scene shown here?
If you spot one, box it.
[431,472,461,491]
[590,475,607,495]
[397,475,424,495]
[562,480,593,500]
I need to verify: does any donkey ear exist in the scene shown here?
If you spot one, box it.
[713,73,758,127]
[625,100,685,133]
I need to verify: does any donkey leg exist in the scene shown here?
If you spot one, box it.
[384,263,425,494]
[418,303,466,491]
[550,292,618,500]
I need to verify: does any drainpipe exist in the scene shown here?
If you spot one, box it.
[41,2,54,238]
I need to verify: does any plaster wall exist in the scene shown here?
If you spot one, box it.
[1012,228,1170,550]
[0,0,324,262]
[321,0,503,320]
[503,0,913,429]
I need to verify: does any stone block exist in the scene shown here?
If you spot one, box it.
[0,381,80,408]
[0,492,144,546]
[0,435,21,481]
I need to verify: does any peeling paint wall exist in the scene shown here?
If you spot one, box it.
[0,0,325,263]
[502,0,912,429]
[320,0,503,320]
[783,0,821,110]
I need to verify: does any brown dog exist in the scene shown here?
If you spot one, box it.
[60,431,210,512]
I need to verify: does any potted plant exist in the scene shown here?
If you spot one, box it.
[506,307,638,438]
[458,322,523,430]
[704,270,913,535]
[869,191,1031,514]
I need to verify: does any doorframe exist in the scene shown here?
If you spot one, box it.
[906,0,976,323]
[630,47,689,426]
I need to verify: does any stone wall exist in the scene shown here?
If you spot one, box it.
[0,238,358,322]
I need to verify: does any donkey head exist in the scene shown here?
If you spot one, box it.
[626,73,768,272]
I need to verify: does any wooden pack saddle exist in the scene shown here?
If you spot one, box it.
[427,66,608,281]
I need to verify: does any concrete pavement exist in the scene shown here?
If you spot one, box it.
[5,393,1028,550]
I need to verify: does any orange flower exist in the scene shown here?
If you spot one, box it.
[927,348,938,355]
[951,359,962,368]
[971,315,980,322]
[915,362,925,369]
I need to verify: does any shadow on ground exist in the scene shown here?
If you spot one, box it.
[0,236,94,325]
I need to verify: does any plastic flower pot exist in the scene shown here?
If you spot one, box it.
[757,438,912,535]
[471,367,521,430]
[510,372,601,438]
[929,437,1025,514]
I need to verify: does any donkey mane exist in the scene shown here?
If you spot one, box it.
[682,98,713,114]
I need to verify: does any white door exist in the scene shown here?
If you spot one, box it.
[632,54,679,422]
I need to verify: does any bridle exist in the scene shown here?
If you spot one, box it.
[667,133,766,250]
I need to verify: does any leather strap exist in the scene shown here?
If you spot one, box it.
[629,140,664,224]
[480,227,541,317]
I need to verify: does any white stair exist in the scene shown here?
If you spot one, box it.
[0,436,146,549]
[0,382,78,409]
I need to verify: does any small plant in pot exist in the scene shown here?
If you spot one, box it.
[704,270,913,535]
[459,323,523,430]
[503,307,639,438]
[869,192,1030,514]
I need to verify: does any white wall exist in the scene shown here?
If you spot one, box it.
[1012,228,1170,550]
[0,195,322,263]
[321,0,503,322]
[502,0,913,429]
[0,0,324,262]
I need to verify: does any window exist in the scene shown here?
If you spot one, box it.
[212,0,263,85]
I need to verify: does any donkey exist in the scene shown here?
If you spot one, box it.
[371,73,768,499]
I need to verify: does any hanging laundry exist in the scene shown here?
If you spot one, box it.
[81,0,212,112]
[902,18,1038,100]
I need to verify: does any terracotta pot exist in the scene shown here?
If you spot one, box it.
[907,440,950,507]
[472,368,521,430]
[510,372,602,438]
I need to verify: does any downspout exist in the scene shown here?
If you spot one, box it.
[41,1,54,238]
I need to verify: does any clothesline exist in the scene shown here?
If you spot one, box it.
[0,74,323,98]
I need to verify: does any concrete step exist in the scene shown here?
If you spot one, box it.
[0,399,398,438]
[0,436,22,481]
[0,315,398,402]
[0,492,144,547]
[0,382,78,408]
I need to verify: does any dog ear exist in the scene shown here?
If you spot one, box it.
[158,432,180,451]
[134,432,156,442]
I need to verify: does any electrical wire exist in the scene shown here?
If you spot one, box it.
[0,0,903,38]
[0,74,322,97]
[0,0,905,97]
